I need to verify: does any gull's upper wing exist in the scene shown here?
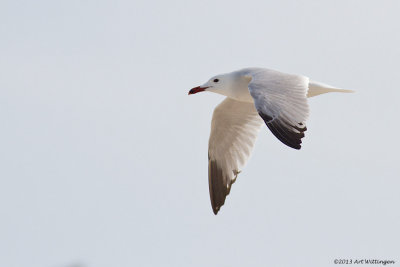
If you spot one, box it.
[246,68,310,150]
[208,97,263,214]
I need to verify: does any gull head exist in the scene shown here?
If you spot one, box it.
[188,73,234,96]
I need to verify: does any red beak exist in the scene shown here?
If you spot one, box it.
[188,86,208,95]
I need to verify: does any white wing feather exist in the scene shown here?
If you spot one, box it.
[208,97,263,214]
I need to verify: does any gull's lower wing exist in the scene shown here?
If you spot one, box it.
[208,98,263,214]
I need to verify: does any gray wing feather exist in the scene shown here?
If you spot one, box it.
[245,68,309,149]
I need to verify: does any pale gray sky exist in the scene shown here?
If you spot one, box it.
[1,0,399,267]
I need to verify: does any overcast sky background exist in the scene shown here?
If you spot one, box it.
[1,1,399,267]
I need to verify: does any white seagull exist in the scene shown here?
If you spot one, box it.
[188,67,353,215]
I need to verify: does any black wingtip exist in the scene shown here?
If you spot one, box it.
[259,112,307,150]
[209,159,233,216]
[213,207,219,215]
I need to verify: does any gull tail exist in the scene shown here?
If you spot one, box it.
[307,80,354,98]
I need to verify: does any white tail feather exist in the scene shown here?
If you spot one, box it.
[307,80,354,98]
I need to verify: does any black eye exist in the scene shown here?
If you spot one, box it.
[213,79,219,83]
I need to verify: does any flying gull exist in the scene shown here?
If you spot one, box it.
[188,67,353,215]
